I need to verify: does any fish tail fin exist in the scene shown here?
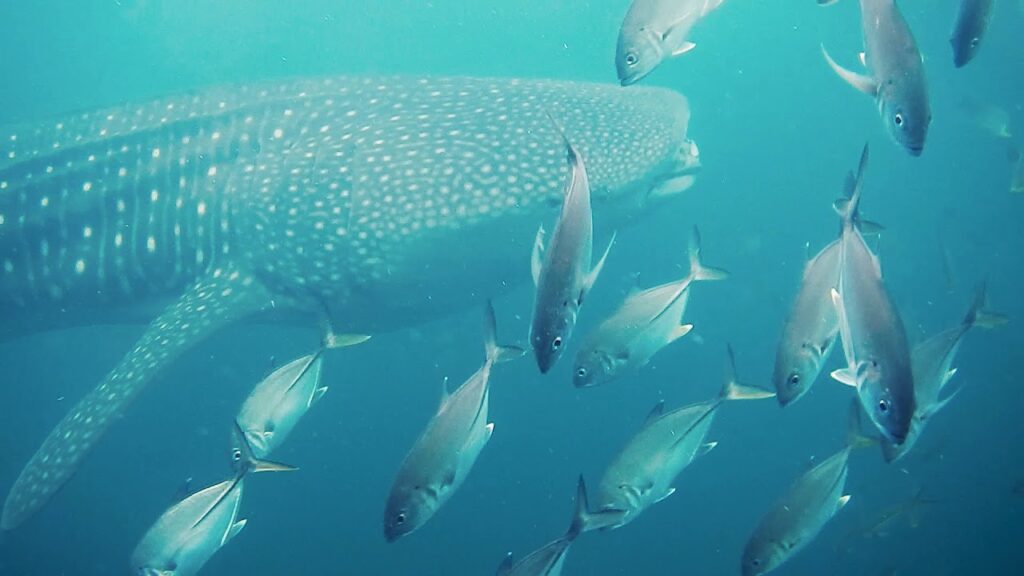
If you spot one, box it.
[544,110,579,168]
[964,281,1008,330]
[687,226,729,283]
[567,474,591,541]
[719,345,776,402]
[234,421,299,475]
[833,144,870,229]
[846,398,878,450]
[483,300,526,365]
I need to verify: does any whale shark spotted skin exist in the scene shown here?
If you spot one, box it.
[0,75,698,530]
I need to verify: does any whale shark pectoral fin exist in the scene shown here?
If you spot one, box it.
[1,265,273,531]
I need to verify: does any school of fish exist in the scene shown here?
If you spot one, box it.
[0,1,1014,575]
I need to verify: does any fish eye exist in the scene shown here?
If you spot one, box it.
[395,513,406,525]
[552,337,562,350]
[577,367,586,377]
[970,37,980,48]
[788,373,800,387]
[878,399,889,413]
[626,53,638,67]
[232,449,242,462]
[752,559,761,566]
[894,113,904,126]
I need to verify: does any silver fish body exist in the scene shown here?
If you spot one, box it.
[773,239,841,406]
[823,0,931,155]
[131,478,246,576]
[383,304,521,541]
[951,0,995,68]
[589,399,718,530]
[1,75,696,530]
[232,352,325,463]
[573,226,726,388]
[741,447,851,576]
[616,0,727,85]
[529,125,613,374]
[880,285,1005,462]
[586,346,772,530]
[831,146,915,445]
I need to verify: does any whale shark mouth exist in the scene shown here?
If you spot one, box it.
[647,138,702,202]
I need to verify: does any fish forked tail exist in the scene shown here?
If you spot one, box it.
[566,475,591,541]
[233,421,299,475]
[833,144,879,233]
[484,300,527,365]
[719,345,776,403]
[964,281,1008,330]
[687,226,729,284]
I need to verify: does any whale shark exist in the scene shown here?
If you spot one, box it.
[0,75,699,530]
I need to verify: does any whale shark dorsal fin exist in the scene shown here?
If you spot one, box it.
[0,265,274,530]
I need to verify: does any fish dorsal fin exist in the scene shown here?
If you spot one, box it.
[821,45,879,97]
[496,553,515,576]
[436,376,452,412]
[644,400,666,425]
[531,225,545,286]
[286,351,323,396]
[582,231,616,300]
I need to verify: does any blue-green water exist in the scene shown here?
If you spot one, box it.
[1,1,1022,574]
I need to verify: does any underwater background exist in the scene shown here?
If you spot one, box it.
[0,1,1022,574]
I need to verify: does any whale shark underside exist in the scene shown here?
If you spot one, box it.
[0,75,698,529]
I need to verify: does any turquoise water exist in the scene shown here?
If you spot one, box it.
[1,1,1022,574]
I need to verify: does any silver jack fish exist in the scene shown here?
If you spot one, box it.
[741,401,868,576]
[951,0,995,68]
[495,476,590,576]
[573,225,727,388]
[774,169,882,406]
[830,144,915,445]
[880,284,1006,462]
[615,0,727,86]
[230,334,369,471]
[529,116,615,374]
[131,477,246,576]
[0,75,698,530]
[822,0,931,156]
[582,346,773,531]
[383,302,523,542]
[774,241,842,406]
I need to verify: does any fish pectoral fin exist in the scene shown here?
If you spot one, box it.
[655,487,676,503]
[323,333,372,349]
[697,441,718,458]
[226,519,247,543]
[0,265,274,530]
[821,45,878,96]
[831,367,858,387]
[671,41,697,57]
[858,52,867,67]
[484,422,495,442]
[582,231,617,299]
[669,323,694,344]
[310,386,329,406]
[837,494,852,510]
[531,225,546,286]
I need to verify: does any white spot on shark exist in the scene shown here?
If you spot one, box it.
[74,259,86,274]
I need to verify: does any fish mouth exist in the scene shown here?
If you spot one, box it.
[907,145,924,156]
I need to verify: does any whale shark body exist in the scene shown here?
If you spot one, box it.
[0,75,698,529]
